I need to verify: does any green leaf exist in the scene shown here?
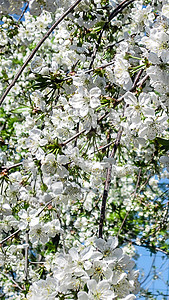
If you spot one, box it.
[156,137,169,151]
[11,106,31,114]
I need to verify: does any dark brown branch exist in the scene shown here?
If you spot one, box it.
[36,199,53,217]
[137,74,149,88]
[24,231,29,281]
[84,61,114,75]
[131,69,144,90]
[0,0,82,106]
[104,38,125,49]
[138,173,151,193]
[62,129,85,146]
[92,141,113,154]
[0,229,20,245]
[62,112,110,146]
[108,0,135,22]
[17,2,29,23]
[63,60,114,82]
[98,71,147,237]
[74,122,79,147]
[99,128,123,238]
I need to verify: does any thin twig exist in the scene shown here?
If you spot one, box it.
[84,61,114,75]
[55,211,66,254]
[138,174,151,193]
[62,112,110,146]
[74,122,79,147]
[0,0,82,106]
[108,0,135,22]
[17,2,29,23]
[1,162,23,171]
[24,231,29,281]
[29,261,45,264]
[104,38,125,49]
[124,238,169,256]
[63,60,114,82]
[62,129,85,146]
[131,69,144,90]
[92,141,113,154]
[99,128,123,238]
[0,271,24,291]
[155,247,169,255]
[141,255,156,285]
[36,199,53,217]
[114,72,149,106]
[137,74,149,88]
[0,229,20,245]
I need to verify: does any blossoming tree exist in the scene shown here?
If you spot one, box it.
[0,0,169,299]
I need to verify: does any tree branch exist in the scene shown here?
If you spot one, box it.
[0,162,22,171]
[0,271,24,291]
[0,71,149,173]
[36,199,53,217]
[124,238,169,256]
[0,0,82,106]
[89,0,136,69]
[99,128,123,238]
[24,231,29,281]
[62,112,110,146]
[0,229,20,245]
[17,2,29,23]
[61,129,85,146]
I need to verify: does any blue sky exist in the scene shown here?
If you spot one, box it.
[136,246,169,299]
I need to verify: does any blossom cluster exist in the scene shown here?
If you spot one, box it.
[27,237,139,300]
[0,0,169,299]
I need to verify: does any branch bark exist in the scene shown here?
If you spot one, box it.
[24,231,29,281]
[0,229,20,245]
[99,128,123,238]
[17,2,29,23]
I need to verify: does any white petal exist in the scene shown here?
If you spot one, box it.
[69,247,79,261]
[87,279,97,292]
[78,291,89,300]
[124,92,137,105]
[142,107,155,117]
